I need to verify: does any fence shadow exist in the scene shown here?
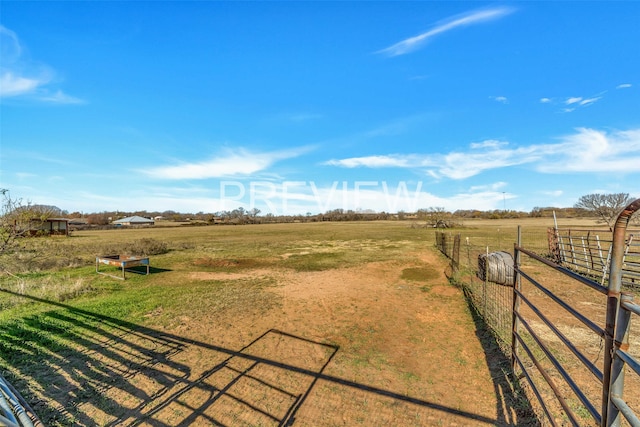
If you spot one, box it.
[2,289,512,426]
[461,286,541,426]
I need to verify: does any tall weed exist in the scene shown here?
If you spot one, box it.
[0,274,95,310]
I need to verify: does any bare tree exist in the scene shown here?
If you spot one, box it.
[574,193,635,228]
[248,207,261,218]
[0,189,56,254]
[1,189,21,253]
[417,207,455,228]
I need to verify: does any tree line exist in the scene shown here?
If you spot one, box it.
[2,189,638,245]
[74,194,638,228]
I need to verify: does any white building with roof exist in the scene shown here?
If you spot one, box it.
[112,216,155,226]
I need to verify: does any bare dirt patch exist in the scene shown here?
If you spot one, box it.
[13,247,536,426]
[193,257,270,269]
[152,253,525,424]
[189,270,275,281]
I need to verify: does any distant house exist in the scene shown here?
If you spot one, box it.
[28,218,69,236]
[112,216,155,226]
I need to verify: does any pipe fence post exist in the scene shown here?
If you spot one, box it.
[607,293,633,427]
[602,198,640,427]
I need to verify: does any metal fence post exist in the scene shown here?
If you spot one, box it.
[607,293,633,427]
[453,233,460,273]
[512,226,522,373]
[602,198,640,427]
[547,227,561,263]
[483,246,488,318]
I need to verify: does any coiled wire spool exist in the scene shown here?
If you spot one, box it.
[477,251,515,286]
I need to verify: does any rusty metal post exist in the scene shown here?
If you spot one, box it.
[607,293,633,427]
[602,198,640,427]
[547,227,559,263]
[453,233,460,273]
[512,226,522,373]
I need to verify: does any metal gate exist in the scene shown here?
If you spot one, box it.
[512,199,640,426]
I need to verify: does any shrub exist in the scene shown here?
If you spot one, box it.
[125,238,169,256]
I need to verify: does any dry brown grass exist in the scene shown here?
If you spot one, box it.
[5,217,632,426]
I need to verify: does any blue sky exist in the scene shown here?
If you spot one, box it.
[1,1,639,215]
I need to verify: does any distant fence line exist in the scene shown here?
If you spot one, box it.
[435,230,517,349]
[549,227,640,290]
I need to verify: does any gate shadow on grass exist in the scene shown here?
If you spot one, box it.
[2,289,508,426]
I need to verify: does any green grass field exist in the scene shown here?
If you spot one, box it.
[1,221,436,318]
[0,218,569,321]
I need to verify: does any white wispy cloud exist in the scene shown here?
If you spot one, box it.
[469,182,507,192]
[326,127,640,179]
[324,141,536,180]
[538,128,640,173]
[0,71,45,97]
[40,90,85,105]
[438,145,537,179]
[376,7,514,57]
[0,25,83,103]
[542,86,626,112]
[540,93,604,113]
[324,155,414,168]
[469,140,507,149]
[141,146,312,180]
[490,96,508,104]
[579,97,601,106]
[539,190,563,197]
[562,96,601,107]
[0,26,50,97]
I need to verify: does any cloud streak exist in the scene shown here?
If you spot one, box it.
[40,90,85,105]
[325,155,414,169]
[490,96,509,104]
[539,128,640,173]
[540,85,630,113]
[0,25,82,103]
[0,71,45,97]
[141,146,312,180]
[326,127,640,179]
[377,7,513,57]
